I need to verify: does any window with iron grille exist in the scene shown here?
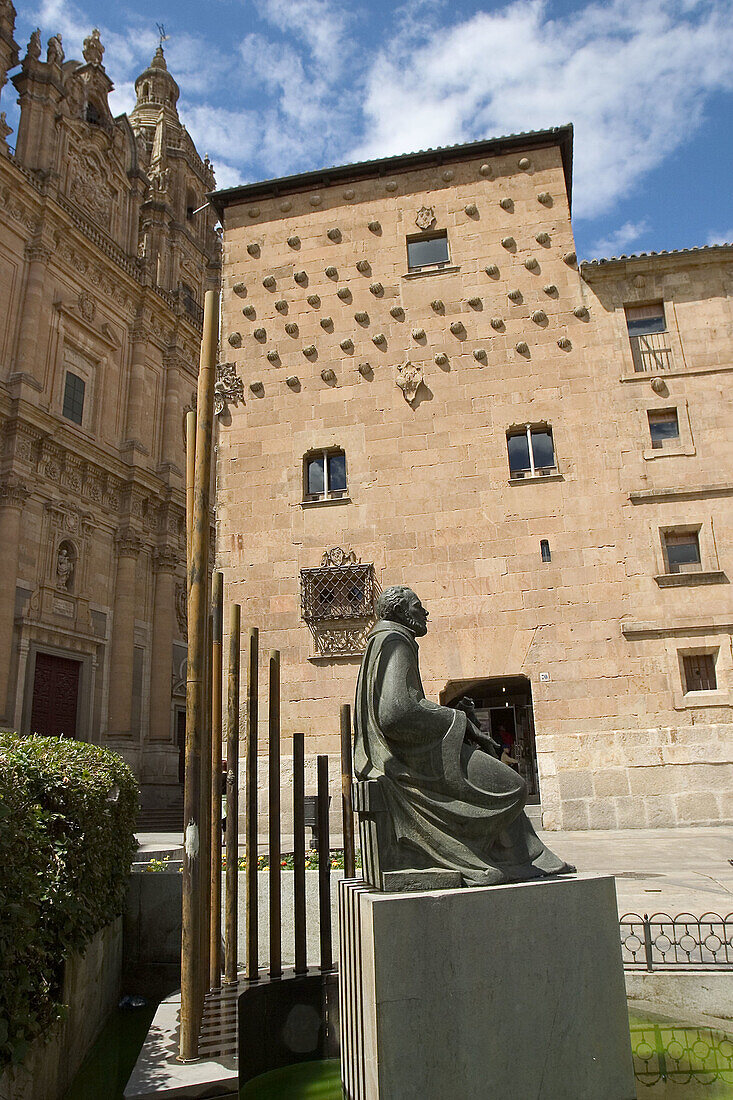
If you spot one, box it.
[304,449,347,501]
[300,547,376,656]
[682,653,717,693]
[625,302,674,372]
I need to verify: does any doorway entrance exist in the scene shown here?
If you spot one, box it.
[441,675,541,802]
[30,652,81,738]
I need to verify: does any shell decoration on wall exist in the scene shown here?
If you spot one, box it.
[327,228,341,242]
[412,328,426,340]
[464,202,478,216]
[441,169,454,182]
[434,353,448,366]
[262,275,275,289]
[340,338,354,352]
[250,380,264,394]
[247,243,260,257]
[275,300,287,313]
[368,220,381,233]
[307,294,321,307]
[516,341,529,355]
[355,311,369,324]
[573,305,588,319]
[537,192,552,205]
[369,282,384,296]
[473,349,487,362]
[233,282,247,297]
[337,287,351,300]
[525,257,539,271]
[543,284,558,296]
[320,317,333,330]
[321,367,336,382]
[490,317,504,330]
[266,350,279,363]
[286,375,299,387]
[390,306,405,319]
[242,305,255,319]
[253,327,266,341]
[564,251,578,267]
[396,360,423,405]
[531,310,547,324]
[479,163,492,177]
[294,270,308,285]
[303,344,317,357]
[468,297,482,308]
[518,157,531,170]
[430,299,444,312]
[356,259,371,273]
[385,181,398,192]
[325,266,338,278]
[507,289,522,302]
[557,337,572,350]
[499,197,513,211]
[372,332,386,346]
[228,332,242,347]
[357,362,371,376]
[501,236,516,250]
[536,232,551,245]
[485,265,499,278]
[449,321,464,335]
[287,236,300,249]
[285,322,299,336]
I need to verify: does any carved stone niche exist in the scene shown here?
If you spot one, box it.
[55,539,77,592]
[214,363,245,416]
[396,361,423,405]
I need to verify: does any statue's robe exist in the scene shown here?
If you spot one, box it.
[354,619,572,885]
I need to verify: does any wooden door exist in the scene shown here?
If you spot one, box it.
[30,652,81,738]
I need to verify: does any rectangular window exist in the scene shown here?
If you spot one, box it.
[648,409,680,449]
[662,530,701,574]
[682,653,717,692]
[62,371,85,425]
[507,426,556,478]
[625,302,666,336]
[304,449,347,501]
[407,232,449,271]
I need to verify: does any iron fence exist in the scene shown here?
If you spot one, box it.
[620,911,733,970]
[629,331,675,372]
[631,1020,733,1088]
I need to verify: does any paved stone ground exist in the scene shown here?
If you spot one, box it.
[135,825,733,918]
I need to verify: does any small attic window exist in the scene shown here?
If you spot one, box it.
[86,102,102,126]
[142,82,150,97]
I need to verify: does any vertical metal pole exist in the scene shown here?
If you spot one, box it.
[185,410,195,593]
[180,289,219,1062]
[340,704,356,880]
[199,613,212,1005]
[245,627,260,982]
[292,731,307,975]
[209,572,223,988]
[224,603,240,984]
[643,914,654,972]
[268,651,282,980]
[317,755,333,973]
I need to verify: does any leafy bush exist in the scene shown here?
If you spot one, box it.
[0,733,138,1069]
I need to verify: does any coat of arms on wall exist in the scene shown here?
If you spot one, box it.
[415,206,436,231]
[396,361,423,405]
[214,363,245,416]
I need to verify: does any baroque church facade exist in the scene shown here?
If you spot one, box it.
[212,127,732,831]
[0,4,219,806]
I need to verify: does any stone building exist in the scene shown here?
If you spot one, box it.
[211,123,732,830]
[0,5,220,807]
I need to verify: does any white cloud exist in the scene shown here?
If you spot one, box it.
[179,104,260,168]
[590,220,650,257]
[706,228,733,245]
[350,0,733,220]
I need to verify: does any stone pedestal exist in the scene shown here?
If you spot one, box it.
[339,874,635,1100]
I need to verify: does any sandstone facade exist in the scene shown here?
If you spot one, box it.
[212,126,732,830]
[0,7,219,803]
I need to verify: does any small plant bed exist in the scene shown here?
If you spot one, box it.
[143,849,362,872]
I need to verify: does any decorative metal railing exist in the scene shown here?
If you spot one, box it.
[619,911,733,970]
[629,330,675,372]
[631,1020,733,1088]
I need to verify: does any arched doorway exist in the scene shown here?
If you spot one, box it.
[440,675,541,803]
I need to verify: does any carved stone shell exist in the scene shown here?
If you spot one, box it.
[354,311,369,323]
[557,337,572,350]
[518,157,531,170]
[253,327,266,341]
[390,306,405,319]
[516,341,529,354]
[368,220,381,233]
[372,333,386,345]
[325,266,338,278]
[435,353,448,366]
[369,283,383,296]
[479,163,492,177]
[490,318,504,330]
[266,350,279,363]
[303,344,317,357]
[285,323,298,336]
[340,338,354,351]
[536,232,550,245]
[247,243,260,257]
[250,380,263,394]
[357,362,371,377]
[499,197,513,211]
[287,236,300,248]
[573,305,588,318]
[501,236,516,249]
[320,317,333,329]
[525,257,539,271]
[449,321,464,335]
[507,289,522,302]
[321,368,336,382]
[337,287,351,300]
[309,195,322,206]
[286,375,299,387]
[442,169,454,182]
[343,189,355,200]
[327,228,341,242]
[307,294,321,307]
[294,271,308,284]
[485,265,499,277]
[228,332,242,347]
[543,284,558,296]
[248,208,260,219]
[356,259,371,273]
[468,297,482,308]
[412,328,426,340]
[275,300,288,313]
[385,181,398,192]
[233,282,247,297]
[531,310,547,323]
[565,251,578,267]
[242,305,255,319]
[431,299,444,312]
[537,192,552,205]
[262,275,275,289]
[464,203,478,216]
[473,348,487,362]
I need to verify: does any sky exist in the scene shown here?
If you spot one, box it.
[4,0,733,259]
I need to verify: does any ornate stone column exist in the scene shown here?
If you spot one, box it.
[12,243,51,390]
[159,353,183,476]
[0,478,30,722]
[124,323,150,455]
[106,528,141,738]
[149,546,177,740]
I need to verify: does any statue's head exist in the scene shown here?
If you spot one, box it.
[376,585,429,637]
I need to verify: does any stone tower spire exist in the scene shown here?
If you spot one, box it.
[129,44,180,130]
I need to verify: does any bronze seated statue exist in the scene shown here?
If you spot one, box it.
[353,585,575,889]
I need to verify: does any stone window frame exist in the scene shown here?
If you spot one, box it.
[652,518,725,588]
[57,342,98,438]
[506,421,561,483]
[617,295,688,381]
[642,399,695,461]
[301,447,350,506]
[668,637,732,710]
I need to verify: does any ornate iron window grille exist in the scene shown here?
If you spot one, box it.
[300,548,377,656]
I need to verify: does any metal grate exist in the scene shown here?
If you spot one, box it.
[619,911,733,970]
[301,549,377,656]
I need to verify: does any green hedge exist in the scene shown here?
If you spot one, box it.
[0,733,138,1070]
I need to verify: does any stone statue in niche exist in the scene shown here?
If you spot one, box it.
[353,585,575,889]
[56,543,75,591]
[46,33,64,67]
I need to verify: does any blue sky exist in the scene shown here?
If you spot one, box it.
[5,0,733,258]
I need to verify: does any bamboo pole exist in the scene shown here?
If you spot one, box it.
[245,627,260,982]
[317,755,333,973]
[180,289,219,1062]
[209,572,224,988]
[268,651,282,980]
[185,410,195,591]
[340,704,356,880]
[223,604,240,984]
[292,731,307,975]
